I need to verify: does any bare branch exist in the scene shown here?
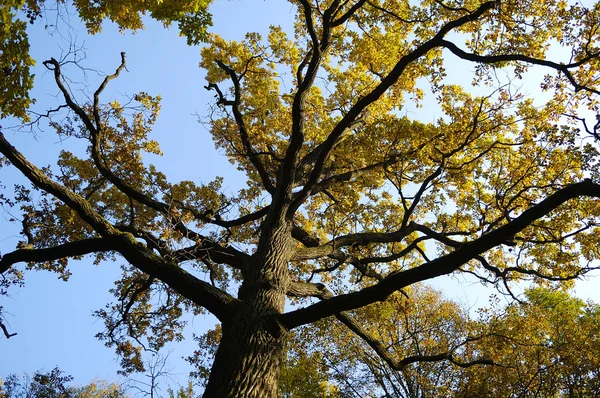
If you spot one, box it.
[93,52,127,127]
[0,320,17,339]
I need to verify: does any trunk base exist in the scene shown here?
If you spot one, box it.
[203,308,287,398]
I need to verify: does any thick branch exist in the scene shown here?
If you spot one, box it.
[171,242,249,273]
[0,238,114,275]
[287,281,330,298]
[112,235,240,322]
[0,132,239,321]
[0,321,17,339]
[281,180,600,329]
[0,131,118,236]
[274,0,335,218]
[292,223,416,260]
[331,0,368,27]
[211,206,270,228]
[441,40,600,96]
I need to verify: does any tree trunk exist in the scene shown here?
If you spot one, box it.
[202,307,287,397]
[203,220,292,397]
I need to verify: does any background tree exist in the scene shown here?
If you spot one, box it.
[275,286,600,397]
[461,288,600,397]
[125,351,179,398]
[0,367,127,397]
[2,0,600,397]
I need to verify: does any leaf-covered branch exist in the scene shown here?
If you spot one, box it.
[281,180,600,329]
[289,0,499,214]
[0,131,239,322]
[208,61,276,194]
[276,0,338,217]
[43,56,170,215]
[0,131,118,236]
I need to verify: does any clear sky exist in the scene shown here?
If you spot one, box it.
[1,0,599,395]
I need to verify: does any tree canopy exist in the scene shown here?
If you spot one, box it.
[2,0,600,396]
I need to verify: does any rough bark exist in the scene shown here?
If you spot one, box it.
[202,306,287,397]
[203,220,292,397]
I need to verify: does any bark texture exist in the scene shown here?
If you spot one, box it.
[203,220,292,397]
[203,307,287,397]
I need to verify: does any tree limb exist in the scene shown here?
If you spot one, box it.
[0,320,17,339]
[0,237,114,275]
[275,0,336,219]
[287,281,492,371]
[441,40,600,96]
[292,223,417,260]
[0,131,118,236]
[331,0,368,27]
[210,61,276,194]
[43,56,171,215]
[281,180,600,329]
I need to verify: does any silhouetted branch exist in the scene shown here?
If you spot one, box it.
[0,319,17,339]
[441,40,600,96]
[0,238,114,275]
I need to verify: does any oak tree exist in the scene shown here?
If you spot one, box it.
[2,0,600,397]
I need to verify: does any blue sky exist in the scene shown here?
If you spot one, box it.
[1,0,600,394]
